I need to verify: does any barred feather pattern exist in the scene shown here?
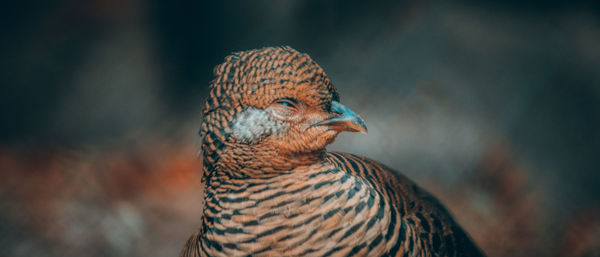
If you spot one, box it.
[182,47,484,257]
[181,152,483,257]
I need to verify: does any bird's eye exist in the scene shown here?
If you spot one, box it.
[274,98,298,109]
[271,98,300,118]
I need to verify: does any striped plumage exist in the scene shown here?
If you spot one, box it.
[181,47,484,257]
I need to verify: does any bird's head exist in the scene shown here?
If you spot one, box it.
[200,47,367,175]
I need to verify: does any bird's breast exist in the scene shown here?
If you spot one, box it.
[199,164,397,256]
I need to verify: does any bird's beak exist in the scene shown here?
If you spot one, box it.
[313,101,368,134]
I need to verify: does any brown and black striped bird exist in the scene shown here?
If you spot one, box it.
[181,47,485,257]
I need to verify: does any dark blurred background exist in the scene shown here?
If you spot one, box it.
[2,0,600,256]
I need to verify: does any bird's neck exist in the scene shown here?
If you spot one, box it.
[199,156,339,236]
[202,145,328,182]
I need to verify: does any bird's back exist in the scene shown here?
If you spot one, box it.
[326,152,484,257]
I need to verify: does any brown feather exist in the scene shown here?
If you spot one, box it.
[181,46,485,257]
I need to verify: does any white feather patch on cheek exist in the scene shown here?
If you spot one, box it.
[231,107,286,143]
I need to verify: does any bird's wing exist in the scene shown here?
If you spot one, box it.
[325,152,485,257]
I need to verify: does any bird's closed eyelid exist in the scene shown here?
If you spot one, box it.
[269,97,303,119]
[272,97,300,109]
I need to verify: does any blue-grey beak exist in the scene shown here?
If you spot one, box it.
[314,101,368,134]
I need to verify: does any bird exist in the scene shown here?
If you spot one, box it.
[180,46,485,257]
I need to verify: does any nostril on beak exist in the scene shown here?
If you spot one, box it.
[330,101,346,116]
[331,105,343,115]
